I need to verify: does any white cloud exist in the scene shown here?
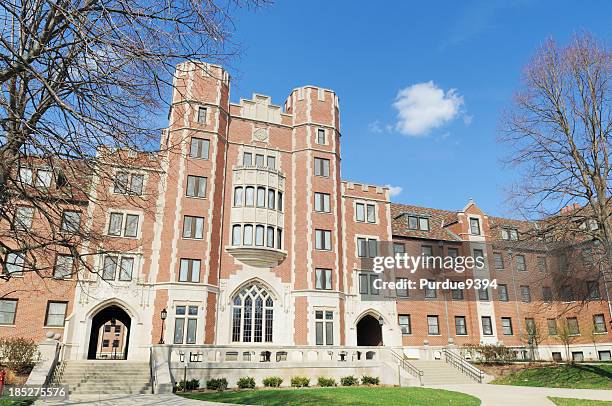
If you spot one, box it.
[463,114,473,125]
[386,184,402,197]
[392,81,464,136]
[368,120,383,134]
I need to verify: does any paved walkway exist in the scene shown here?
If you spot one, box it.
[32,394,236,406]
[429,384,612,406]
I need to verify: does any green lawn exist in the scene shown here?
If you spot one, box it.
[492,364,612,389]
[0,399,36,406]
[549,397,612,406]
[178,386,480,405]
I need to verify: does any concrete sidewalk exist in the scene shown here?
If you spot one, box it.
[32,394,238,406]
[429,383,612,406]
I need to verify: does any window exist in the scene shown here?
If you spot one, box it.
[455,316,467,335]
[494,253,504,269]
[366,204,376,223]
[255,154,264,167]
[255,225,264,246]
[448,247,459,258]
[234,187,243,206]
[267,189,275,209]
[587,281,601,300]
[567,317,580,335]
[266,227,274,248]
[256,187,265,207]
[469,218,481,235]
[186,175,206,198]
[315,268,332,290]
[520,285,531,303]
[481,316,493,335]
[13,206,34,230]
[4,253,25,276]
[18,167,33,185]
[277,229,283,249]
[526,319,537,337]
[572,352,584,362]
[266,156,276,169]
[316,129,326,144]
[421,245,433,257]
[396,278,409,298]
[0,299,17,325]
[197,106,207,124]
[542,286,553,302]
[179,259,201,283]
[277,192,283,212]
[473,249,484,267]
[599,351,611,361]
[183,216,204,239]
[314,157,330,177]
[315,310,334,345]
[561,285,574,302]
[102,255,134,281]
[243,152,253,166]
[359,273,380,296]
[393,243,405,255]
[407,215,429,231]
[53,254,74,279]
[45,302,67,327]
[478,288,489,301]
[60,211,81,233]
[501,317,513,335]
[124,214,139,237]
[114,173,143,195]
[35,169,52,187]
[190,137,210,159]
[355,203,365,222]
[501,227,519,240]
[243,225,253,246]
[114,172,129,193]
[452,286,464,300]
[593,314,607,333]
[245,186,254,206]
[102,340,109,348]
[547,319,558,335]
[425,280,437,298]
[498,284,509,301]
[516,255,526,271]
[232,225,241,245]
[427,315,440,335]
[108,213,123,236]
[315,229,331,251]
[129,174,144,195]
[537,256,547,272]
[315,193,331,213]
[399,315,411,335]
[174,305,198,344]
[231,283,274,343]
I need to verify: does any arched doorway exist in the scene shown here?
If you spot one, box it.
[87,305,131,360]
[357,314,383,346]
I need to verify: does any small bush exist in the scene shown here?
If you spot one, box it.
[340,375,359,386]
[361,375,380,385]
[290,376,310,387]
[0,337,41,374]
[176,378,200,391]
[317,377,336,387]
[206,378,228,391]
[262,376,283,387]
[237,376,256,389]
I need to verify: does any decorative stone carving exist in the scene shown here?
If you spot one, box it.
[252,127,269,143]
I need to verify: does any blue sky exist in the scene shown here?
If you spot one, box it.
[224,0,611,217]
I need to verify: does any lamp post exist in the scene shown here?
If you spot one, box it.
[159,308,167,344]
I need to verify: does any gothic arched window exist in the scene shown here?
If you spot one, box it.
[231,283,274,343]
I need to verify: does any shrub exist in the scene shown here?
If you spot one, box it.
[0,337,41,374]
[262,376,283,387]
[237,376,256,389]
[176,378,200,391]
[462,343,516,363]
[317,377,336,387]
[206,378,228,391]
[361,375,380,385]
[290,376,310,387]
[340,376,359,386]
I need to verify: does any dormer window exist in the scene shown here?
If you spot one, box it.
[407,215,429,231]
[35,169,52,187]
[469,218,481,235]
[501,227,519,240]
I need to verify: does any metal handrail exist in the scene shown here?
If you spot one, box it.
[442,348,484,383]
[48,343,65,386]
[149,348,157,394]
[388,350,423,386]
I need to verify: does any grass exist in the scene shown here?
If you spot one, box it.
[491,364,612,389]
[178,386,481,405]
[549,397,612,406]
[0,399,36,406]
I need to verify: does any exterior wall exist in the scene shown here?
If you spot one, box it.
[2,63,611,364]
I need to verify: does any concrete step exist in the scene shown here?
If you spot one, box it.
[58,361,151,395]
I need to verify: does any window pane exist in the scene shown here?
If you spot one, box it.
[5,253,25,276]
[232,225,241,245]
[255,225,264,246]
[257,187,265,207]
[276,229,282,249]
[356,203,365,221]
[315,322,323,345]
[266,227,274,248]
[243,225,253,245]
[15,207,34,230]
[130,175,144,195]
[186,319,197,344]
[267,189,275,209]
[61,211,81,232]
[46,302,67,327]
[267,156,275,169]
[367,205,376,223]
[119,257,134,281]
[0,300,17,325]
[108,213,123,236]
[419,217,429,231]
[234,187,243,206]
[245,187,254,206]
[325,321,333,345]
[54,255,74,278]
[124,214,139,237]
[174,318,185,344]
[277,192,283,211]
[35,170,52,187]
[102,256,117,280]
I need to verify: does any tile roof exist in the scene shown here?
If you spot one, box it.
[391,203,461,242]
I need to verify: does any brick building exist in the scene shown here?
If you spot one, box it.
[1,62,610,365]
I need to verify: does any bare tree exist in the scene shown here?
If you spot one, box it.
[555,320,578,362]
[0,0,265,283]
[500,33,611,307]
[521,319,546,361]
